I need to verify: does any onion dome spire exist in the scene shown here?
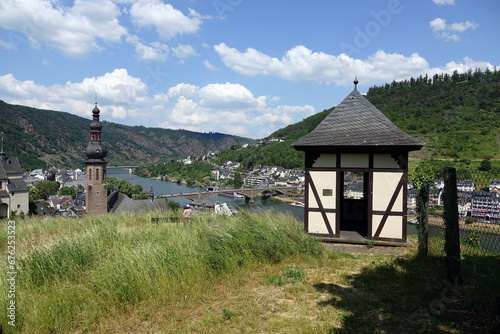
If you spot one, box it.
[85,102,108,161]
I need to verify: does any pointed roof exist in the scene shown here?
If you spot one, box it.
[292,82,424,152]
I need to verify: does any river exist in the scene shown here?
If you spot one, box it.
[107,167,305,221]
[107,167,422,235]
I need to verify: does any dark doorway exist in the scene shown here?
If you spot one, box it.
[340,171,368,236]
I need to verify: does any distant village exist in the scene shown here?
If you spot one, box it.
[1,150,498,225]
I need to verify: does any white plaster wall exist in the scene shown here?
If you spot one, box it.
[308,171,336,209]
[372,172,403,211]
[373,154,400,168]
[312,154,337,168]
[308,211,336,234]
[340,154,369,168]
[372,215,403,239]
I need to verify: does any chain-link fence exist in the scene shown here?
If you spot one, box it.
[424,168,500,257]
[417,167,500,324]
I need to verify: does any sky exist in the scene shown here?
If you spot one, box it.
[0,0,499,139]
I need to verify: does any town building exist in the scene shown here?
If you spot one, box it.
[85,103,108,214]
[0,141,29,218]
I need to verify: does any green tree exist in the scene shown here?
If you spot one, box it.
[232,171,243,188]
[59,186,76,198]
[35,180,59,200]
[479,159,492,171]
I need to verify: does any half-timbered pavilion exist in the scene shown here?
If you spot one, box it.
[292,80,424,244]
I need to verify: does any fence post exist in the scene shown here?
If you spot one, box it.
[417,186,429,257]
[443,167,463,284]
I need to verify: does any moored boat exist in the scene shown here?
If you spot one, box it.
[220,192,245,199]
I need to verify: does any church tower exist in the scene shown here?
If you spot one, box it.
[85,103,108,214]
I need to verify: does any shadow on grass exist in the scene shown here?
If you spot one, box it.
[314,252,500,334]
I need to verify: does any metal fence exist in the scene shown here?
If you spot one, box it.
[419,167,500,323]
[425,168,500,257]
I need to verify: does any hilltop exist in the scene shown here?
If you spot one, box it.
[0,100,252,170]
[214,68,500,169]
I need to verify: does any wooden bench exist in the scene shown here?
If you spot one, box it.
[151,217,181,224]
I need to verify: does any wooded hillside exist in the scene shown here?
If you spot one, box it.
[214,68,500,169]
[0,101,252,170]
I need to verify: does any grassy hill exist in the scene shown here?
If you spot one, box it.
[214,68,500,169]
[0,100,252,170]
[2,211,497,333]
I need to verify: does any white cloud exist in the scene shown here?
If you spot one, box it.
[130,0,203,40]
[432,0,455,5]
[429,57,500,76]
[0,0,127,57]
[167,83,199,99]
[171,43,197,59]
[203,59,219,71]
[126,35,170,62]
[430,18,447,32]
[198,83,259,109]
[449,21,479,32]
[429,18,478,41]
[159,82,316,138]
[0,69,167,121]
[214,43,431,85]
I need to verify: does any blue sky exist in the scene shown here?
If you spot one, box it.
[0,0,499,139]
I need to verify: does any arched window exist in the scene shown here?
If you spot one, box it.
[88,169,92,181]
[96,168,100,181]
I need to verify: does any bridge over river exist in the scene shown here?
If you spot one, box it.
[158,186,299,203]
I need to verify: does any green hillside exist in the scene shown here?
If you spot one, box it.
[214,68,500,169]
[0,101,252,170]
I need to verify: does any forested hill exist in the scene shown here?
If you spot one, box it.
[366,68,500,160]
[213,68,500,170]
[0,100,252,170]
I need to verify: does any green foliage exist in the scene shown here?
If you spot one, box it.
[59,186,76,198]
[463,231,481,248]
[479,159,492,171]
[266,265,306,286]
[0,100,251,170]
[232,171,243,188]
[135,161,214,184]
[367,68,500,160]
[3,211,322,333]
[34,180,60,200]
[106,177,147,199]
[222,308,238,322]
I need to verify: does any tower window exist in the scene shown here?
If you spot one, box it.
[96,169,100,181]
[89,169,92,181]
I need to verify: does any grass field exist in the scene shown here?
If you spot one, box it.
[1,210,498,333]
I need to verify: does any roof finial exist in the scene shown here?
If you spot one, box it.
[353,77,359,91]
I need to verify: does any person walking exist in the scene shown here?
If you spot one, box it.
[183,204,193,221]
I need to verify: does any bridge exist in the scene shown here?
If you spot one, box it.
[158,186,300,203]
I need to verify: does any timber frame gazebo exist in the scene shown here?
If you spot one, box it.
[292,79,424,245]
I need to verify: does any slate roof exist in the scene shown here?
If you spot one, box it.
[0,155,24,175]
[8,178,28,192]
[107,191,168,214]
[292,86,424,152]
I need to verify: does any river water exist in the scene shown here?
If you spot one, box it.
[107,167,422,236]
[107,167,305,221]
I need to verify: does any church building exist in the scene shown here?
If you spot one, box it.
[85,103,108,214]
[0,137,29,218]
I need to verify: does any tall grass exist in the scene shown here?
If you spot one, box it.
[0,209,323,333]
